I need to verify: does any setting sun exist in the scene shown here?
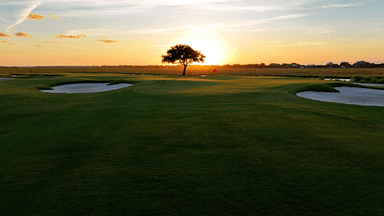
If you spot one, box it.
[170,31,234,66]
[180,38,222,65]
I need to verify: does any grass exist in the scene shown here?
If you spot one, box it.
[350,75,384,84]
[1,74,384,215]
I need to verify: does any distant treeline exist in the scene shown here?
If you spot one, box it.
[2,61,384,69]
[221,61,384,69]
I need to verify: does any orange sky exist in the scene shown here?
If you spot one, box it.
[1,0,383,66]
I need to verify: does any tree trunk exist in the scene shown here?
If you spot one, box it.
[182,65,187,75]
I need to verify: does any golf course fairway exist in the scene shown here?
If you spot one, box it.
[1,74,383,215]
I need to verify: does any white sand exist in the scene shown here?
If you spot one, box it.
[41,83,132,93]
[325,79,350,81]
[353,83,384,87]
[296,87,384,106]
[0,78,14,81]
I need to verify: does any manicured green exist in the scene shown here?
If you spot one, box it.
[1,75,384,216]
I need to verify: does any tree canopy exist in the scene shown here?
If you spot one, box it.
[161,44,206,75]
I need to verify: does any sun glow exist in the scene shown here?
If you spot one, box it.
[181,38,221,65]
[171,32,230,65]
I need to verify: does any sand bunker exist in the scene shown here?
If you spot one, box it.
[325,78,350,81]
[296,87,384,106]
[354,83,384,87]
[0,78,14,81]
[41,83,132,93]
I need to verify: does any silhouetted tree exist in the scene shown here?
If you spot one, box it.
[340,62,352,68]
[162,44,206,75]
[353,61,374,68]
[282,63,290,68]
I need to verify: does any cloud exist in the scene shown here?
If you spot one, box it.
[0,32,11,37]
[188,4,289,12]
[65,24,192,36]
[56,34,86,38]
[0,40,15,45]
[254,14,309,24]
[43,41,59,44]
[42,0,236,8]
[41,0,309,17]
[305,27,335,34]
[0,16,11,23]
[160,0,239,6]
[64,13,308,39]
[128,24,192,34]
[203,14,310,31]
[15,32,32,37]
[98,37,119,43]
[28,13,46,20]
[270,41,329,47]
[250,29,267,32]
[66,28,119,36]
[48,14,60,20]
[320,3,365,9]
[183,14,310,33]
[6,1,42,32]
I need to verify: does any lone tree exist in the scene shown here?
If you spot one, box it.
[162,44,206,75]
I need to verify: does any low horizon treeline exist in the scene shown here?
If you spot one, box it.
[222,60,384,69]
[1,60,384,69]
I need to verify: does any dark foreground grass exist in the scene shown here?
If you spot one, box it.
[1,75,384,215]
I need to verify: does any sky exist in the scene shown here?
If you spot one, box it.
[0,0,383,66]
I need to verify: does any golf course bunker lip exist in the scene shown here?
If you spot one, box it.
[40,83,132,93]
[296,87,384,106]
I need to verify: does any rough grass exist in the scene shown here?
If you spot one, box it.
[1,74,384,216]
